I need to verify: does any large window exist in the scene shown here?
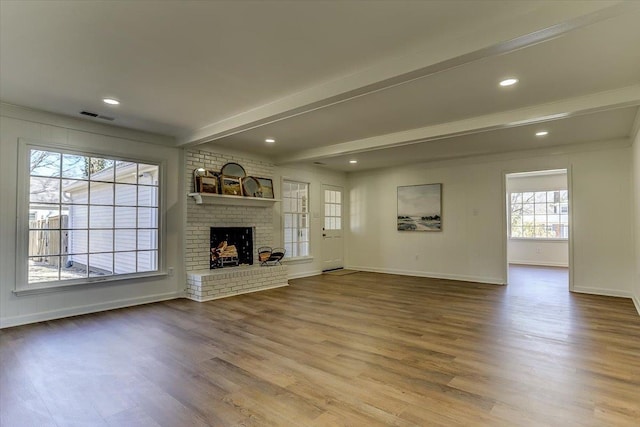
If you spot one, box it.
[283,180,309,258]
[21,144,161,288]
[510,190,569,239]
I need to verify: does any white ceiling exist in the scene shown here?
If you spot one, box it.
[313,106,638,171]
[1,1,639,171]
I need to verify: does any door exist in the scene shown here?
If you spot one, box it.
[322,184,344,271]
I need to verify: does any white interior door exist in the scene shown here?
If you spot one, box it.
[322,185,344,271]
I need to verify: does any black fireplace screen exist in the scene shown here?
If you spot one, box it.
[210,227,253,269]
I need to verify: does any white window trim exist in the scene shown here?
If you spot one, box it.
[509,238,568,243]
[13,272,169,296]
[15,138,167,293]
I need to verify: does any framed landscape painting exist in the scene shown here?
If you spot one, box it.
[255,177,274,199]
[397,183,442,231]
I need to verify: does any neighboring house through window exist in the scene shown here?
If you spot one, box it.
[20,143,161,289]
[282,180,309,258]
[510,190,569,239]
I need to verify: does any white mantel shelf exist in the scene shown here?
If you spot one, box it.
[188,192,280,206]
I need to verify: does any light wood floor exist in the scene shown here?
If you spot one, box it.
[1,266,639,426]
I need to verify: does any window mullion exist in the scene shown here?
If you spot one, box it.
[87,170,91,278]
[112,166,116,275]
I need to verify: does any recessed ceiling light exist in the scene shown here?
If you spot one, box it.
[265,138,275,143]
[536,131,549,137]
[103,98,120,105]
[349,160,358,164]
[499,78,518,87]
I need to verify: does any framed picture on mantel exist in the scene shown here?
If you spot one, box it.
[241,176,262,197]
[255,177,274,199]
[222,176,243,196]
[198,176,219,194]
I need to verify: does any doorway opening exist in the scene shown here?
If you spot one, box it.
[505,169,570,291]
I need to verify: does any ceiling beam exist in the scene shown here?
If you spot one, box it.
[275,85,640,164]
[177,1,637,147]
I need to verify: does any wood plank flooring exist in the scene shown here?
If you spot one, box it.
[1,266,639,426]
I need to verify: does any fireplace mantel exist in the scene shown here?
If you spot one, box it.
[188,192,281,206]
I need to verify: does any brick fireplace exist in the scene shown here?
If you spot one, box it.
[184,148,288,302]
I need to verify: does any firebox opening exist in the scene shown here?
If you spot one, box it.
[210,227,254,269]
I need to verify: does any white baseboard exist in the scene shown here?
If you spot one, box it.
[0,291,183,329]
[571,286,632,299]
[632,294,640,316]
[288,269,323,280]
[346,265,505,285]
[508,260,569,268]
[187,283,289,302]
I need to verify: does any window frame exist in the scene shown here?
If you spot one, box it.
[323,188,342,231]
[508,189,569,241]
[15,139,166,294]
[282,179,310,259]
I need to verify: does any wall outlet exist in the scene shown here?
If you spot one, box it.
[536,248,541,254]
[168,267,174,277]
[415,254,419,261]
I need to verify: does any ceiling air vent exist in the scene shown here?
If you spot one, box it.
[79,111,115,121]
[313,161,326,165]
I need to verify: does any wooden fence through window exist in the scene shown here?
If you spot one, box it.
[29,215,68,267]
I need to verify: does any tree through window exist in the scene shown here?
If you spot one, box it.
[510,190,569,239]
[24,146,160,287]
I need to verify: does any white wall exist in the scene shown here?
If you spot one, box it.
[508,240,569,267]
[0,105,185,328]
[632,124,640,314]
[506,172,568,267]
[346,140,635,298]
[274,164,347,278]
